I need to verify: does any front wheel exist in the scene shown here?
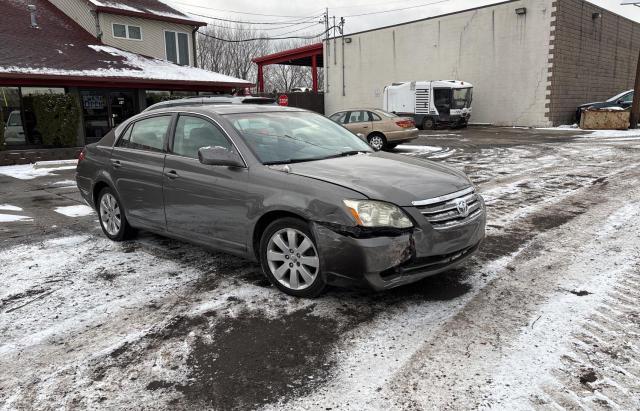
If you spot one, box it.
[260,218,326,298]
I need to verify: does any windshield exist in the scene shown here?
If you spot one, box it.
[452,88,472,109]
[378,109,398,118]
[226,111,373,165]
[606,90,633,102]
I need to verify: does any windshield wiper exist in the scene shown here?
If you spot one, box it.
[322,150,370,159]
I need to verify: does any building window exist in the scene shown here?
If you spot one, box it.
[1,86,80,148]
[113,23,142,40]
[165,31,190,66]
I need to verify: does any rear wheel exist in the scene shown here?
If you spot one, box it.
[422,117,436,130]
[368,133,386,151]
[97,187,134,241]
[260,218,325,298]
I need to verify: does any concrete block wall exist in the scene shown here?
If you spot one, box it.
[324,0,556,127]
[547,0,640,125]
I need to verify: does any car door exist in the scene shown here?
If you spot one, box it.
[110,114,171,231]
[620,92,633,109]
[344,110,373,135]
[163,114,249,253]
[4,111,25,144]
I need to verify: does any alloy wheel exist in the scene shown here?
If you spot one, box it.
[266,228,320,291]
[99,193,122,236]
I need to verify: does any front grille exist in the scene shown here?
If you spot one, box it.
[413,187,483,230]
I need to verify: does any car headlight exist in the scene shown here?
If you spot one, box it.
[343,200,413,229]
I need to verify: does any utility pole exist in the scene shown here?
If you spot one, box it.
[333,16,337,66]
[323,8,329,93]
[631,48,640,129]
[622,1,640,128]
[339,17,346,97]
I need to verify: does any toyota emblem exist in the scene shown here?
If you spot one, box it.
[456,199,469,217]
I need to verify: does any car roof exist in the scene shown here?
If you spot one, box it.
[145,104,307,116]
[144,95,276,111]
[331,108,385,113]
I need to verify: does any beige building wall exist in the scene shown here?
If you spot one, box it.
[48,0,97,37]
[324,0,555,127]
[99,14,195,65]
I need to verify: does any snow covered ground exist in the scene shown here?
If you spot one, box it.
[0,127,639,410]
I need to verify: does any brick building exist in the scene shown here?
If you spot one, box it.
[324,0,640,127]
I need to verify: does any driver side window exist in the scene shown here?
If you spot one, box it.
[623,92,634,103]
[172,115,233,159]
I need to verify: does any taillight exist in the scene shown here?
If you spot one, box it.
[78,148,86,162]
[396,120,415,128]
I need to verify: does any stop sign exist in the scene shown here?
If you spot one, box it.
[278,94,289,106]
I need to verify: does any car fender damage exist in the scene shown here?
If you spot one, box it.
[311,222,414,289]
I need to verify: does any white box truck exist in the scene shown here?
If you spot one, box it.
[383,80,473,130]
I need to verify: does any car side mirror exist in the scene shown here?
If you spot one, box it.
[198,146,244,167]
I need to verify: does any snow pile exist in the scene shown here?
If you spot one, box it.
[54,205,94,217]
[0,164,76,180]
[580,129,640,139]
[0,204,23,212]
[0,214,31,222]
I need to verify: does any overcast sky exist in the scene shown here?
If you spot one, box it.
[163,0,640,36]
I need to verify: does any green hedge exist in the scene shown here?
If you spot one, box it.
[0,116,5,150]
[30,94,81,146]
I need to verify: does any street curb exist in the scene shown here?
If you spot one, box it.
[33,159,78,169]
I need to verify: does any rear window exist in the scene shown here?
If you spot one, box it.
[117,116,171,152]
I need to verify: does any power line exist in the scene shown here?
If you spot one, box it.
[198,26,334,43]
[165,0,324,19]
[344,0,450,17]
[203,20,321,32]
[187,11,322,25]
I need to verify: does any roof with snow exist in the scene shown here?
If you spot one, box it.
[0,0,250,91]
[88,0,206,26]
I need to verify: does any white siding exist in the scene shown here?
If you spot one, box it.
[99,14,195,66]
[48,0,97,37]
[324,0,554,127]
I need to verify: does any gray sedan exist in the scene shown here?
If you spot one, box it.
[76,105,485,297]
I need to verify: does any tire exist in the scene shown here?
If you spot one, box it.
[97,187,135,241]
[367,133,386,151]
[259,217,326,298]
[422,117,436,130]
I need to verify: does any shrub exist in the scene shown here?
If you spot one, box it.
[0,116,5,150]
[30,93,81,146]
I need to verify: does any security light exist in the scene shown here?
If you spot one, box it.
[515,7,526,15]
[592,12,602,19]
[344,37,352,44]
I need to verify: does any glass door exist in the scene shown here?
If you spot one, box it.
[81,90,110,144]
[109,91,137,129]
[81,90,138,144]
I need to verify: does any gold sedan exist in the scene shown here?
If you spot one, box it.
[328,108,419,151]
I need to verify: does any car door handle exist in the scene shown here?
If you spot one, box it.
[111,160,122,168]
[363,126,369,128]
[165,170,179,179]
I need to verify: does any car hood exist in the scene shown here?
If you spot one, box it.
[287,152,471,206]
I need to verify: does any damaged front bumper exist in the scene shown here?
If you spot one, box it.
[311,199,486,291]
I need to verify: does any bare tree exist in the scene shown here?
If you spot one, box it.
[197,24,323,93]
[197,23,269,85]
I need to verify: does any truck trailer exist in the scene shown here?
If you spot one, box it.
[383,81,473,130]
